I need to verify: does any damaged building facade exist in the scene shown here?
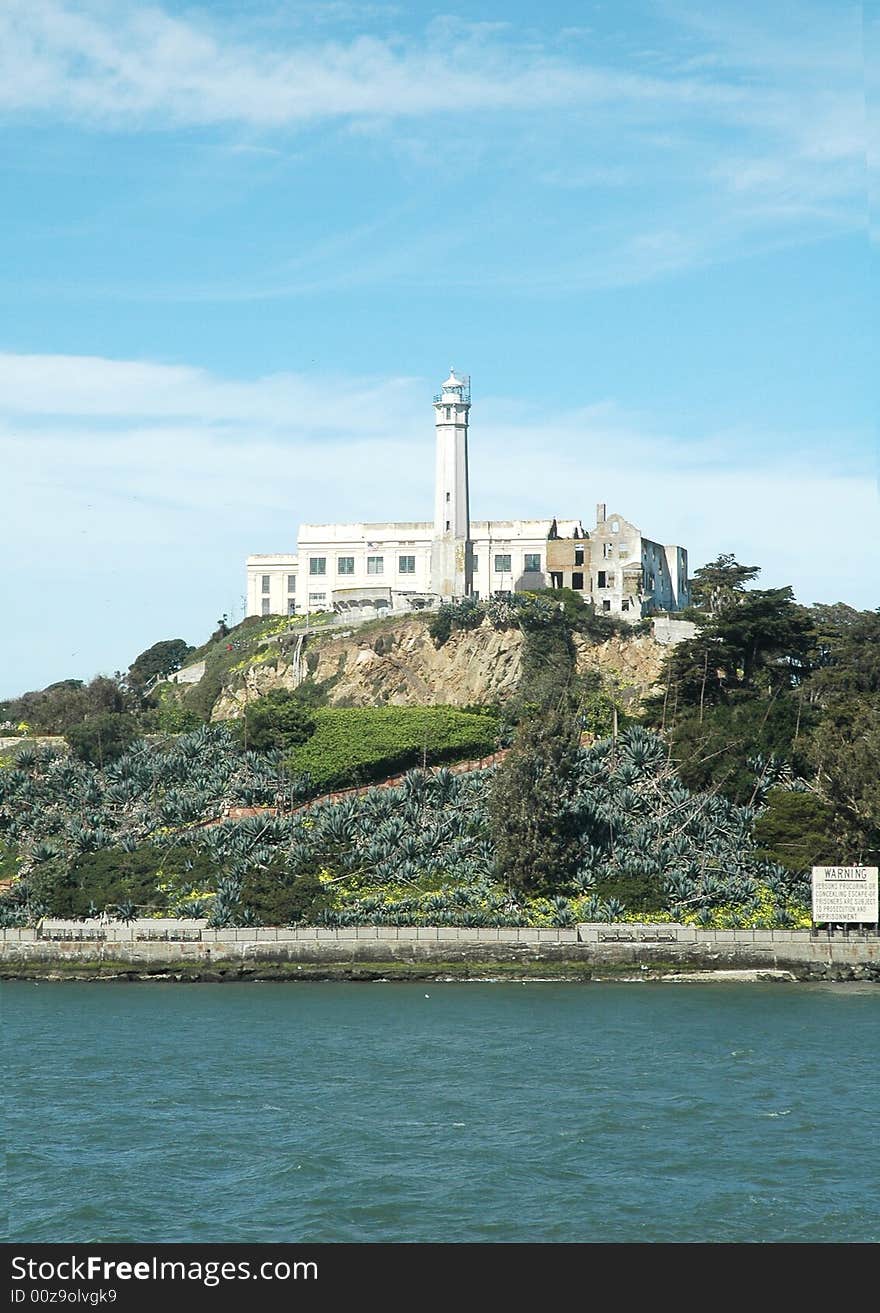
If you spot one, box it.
[247,371,689,622]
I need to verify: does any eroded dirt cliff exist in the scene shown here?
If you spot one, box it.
[211,616,667,720]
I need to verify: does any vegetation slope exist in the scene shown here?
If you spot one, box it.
[1,566,877,929]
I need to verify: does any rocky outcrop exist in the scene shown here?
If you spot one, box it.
[0,735,67,754]
[573,633,666,704]
[211,616,668,720]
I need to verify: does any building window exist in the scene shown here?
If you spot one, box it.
[309,557,326,575]
[445,407,451,420]
[261,598,270,616]
[611,520,619,533]
[446,491,450,502]
[550,571,563,589]
[287,574,296,593]
[494,554,512,572]
[337,557,355,575]
[524,553,541,573]
[261,575,270,594]
[287,599,297,615]
[621,598,631,612]
[574,546,584,566]
[308,592,326,605]
[572,572,584,591]
[367,556,384,575]
[398,555,416,574]
[445,521,450,531]
[597,571,607,588]
[471,555,478,571]
[602,600,611,612]
[603,543,613,558]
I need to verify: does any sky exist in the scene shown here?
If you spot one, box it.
[1,0,877,697]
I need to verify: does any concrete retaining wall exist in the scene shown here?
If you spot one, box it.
[2,922,878,975]
[652,617,698,646]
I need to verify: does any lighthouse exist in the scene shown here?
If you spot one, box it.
[430,369,473,598]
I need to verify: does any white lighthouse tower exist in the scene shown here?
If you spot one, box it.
[430,369,473,599]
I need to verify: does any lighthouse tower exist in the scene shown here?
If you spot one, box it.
[430,369,473,599]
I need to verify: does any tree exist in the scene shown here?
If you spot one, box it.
[1,675,129,736]
[128,638,194,691]
[647,584,815,718]
[488,709,583,894]
[710,587,813,687]
[513,609,577,720]
[690,553,761,614]
[153,692,204,734]
[807,697,880,862]
[753,789,842,873]
[578,669,632,739]
[805,605,880,699]
[662,694,814,805]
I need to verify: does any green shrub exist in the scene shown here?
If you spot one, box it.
[427,605,455,647]
[239,866,330,925]
[43,845,216,917]
[65,713,140,766]
[0,842,19,882]
[591,873,667,913]
[288,705,499,789]
[154,689,204,733]
[235,689,316,752]
[185,670,223,723]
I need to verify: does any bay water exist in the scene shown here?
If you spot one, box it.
[4,981,878,1243]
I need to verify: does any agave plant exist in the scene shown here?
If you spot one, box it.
[601,897,626,923]
[550,895,574,927]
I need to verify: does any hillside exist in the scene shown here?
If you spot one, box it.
[2,571,877,934]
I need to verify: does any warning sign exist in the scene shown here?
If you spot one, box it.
[812,866,879,924]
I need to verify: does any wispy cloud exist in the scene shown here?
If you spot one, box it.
[0,0,859,144]
[0,351,423,432]
[0,2,868,295]
[0,0,743,126]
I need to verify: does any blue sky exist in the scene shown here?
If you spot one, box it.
[1,0,876,696]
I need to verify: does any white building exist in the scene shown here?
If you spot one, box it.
[246,371,689,622]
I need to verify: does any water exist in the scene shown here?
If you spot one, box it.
[4,982,879,1243]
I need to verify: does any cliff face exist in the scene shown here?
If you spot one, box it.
[572,633,667,705]
[211,617,666,720]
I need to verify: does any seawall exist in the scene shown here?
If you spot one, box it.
[2,922,879,981]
